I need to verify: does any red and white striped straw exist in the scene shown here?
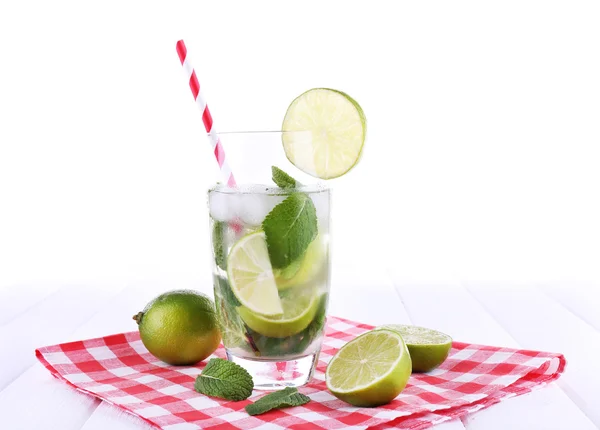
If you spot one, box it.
[176,40,236,187]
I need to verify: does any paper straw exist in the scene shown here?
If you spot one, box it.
[176,40,236,187]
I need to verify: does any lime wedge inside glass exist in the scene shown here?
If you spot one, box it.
[282,88,366,179]
[226,231,283,317]
[238,287,321,338]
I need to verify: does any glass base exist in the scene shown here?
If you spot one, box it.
[226,350,319,390]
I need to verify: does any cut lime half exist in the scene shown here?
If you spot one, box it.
[326,329,412,407]
[379,324,453,373]
[282,88,366,179]
[227,231,283,317]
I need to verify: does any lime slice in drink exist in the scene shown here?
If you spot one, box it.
[379,324,453,373]
[282,88,366,179]
[238,287,321,338]
[274,234,326,290]
[227,231,283,317]
[326,329,412,407]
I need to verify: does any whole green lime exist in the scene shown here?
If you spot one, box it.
[133,290,221,365]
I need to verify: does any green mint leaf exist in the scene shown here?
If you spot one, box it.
[262,193,317,269]
[213,277,248,350]
[194,358,253,401]
[272,166,300,189]
[245,387,310,416]
[214,275,241,308]
[212,221,227,270]
[215,302,249,351]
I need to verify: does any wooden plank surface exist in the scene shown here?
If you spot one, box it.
[540,281,600,331]
[0,281,185,430]
[0,283,62,327]
[390,277,597,430]
[0,284,118,391]
[0,365,100,430]
[465,282,600,428]
[1,275,597,429]
[0,283,131,430]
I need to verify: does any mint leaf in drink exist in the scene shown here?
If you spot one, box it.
[245,387,310,416]
[213,277,250,351]
[215,302,249,350]
[194,358,253,401]
[272,166,300,189]
[214,275,241,308]
[212,221,227,270]
[262,193,317,269]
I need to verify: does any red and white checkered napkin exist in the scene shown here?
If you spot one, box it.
[35,316,565,430]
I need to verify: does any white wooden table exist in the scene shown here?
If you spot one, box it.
[1,268,598,430]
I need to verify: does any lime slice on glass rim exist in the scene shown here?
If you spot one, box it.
[326,329,412,407]
[238,287,322,338]
[378,324,453,373]
[282,88,366,179]
[227,231,283,317]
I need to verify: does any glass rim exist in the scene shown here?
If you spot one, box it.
[208,130,305,136]
[208,182,330,195]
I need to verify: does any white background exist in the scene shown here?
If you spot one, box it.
[1,3,600,429]
[1,0,599,290]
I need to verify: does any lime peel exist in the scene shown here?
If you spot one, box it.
[227,231,283,317]
[282,88,366,180]
[378,324,453,373]
[238,289,322,338]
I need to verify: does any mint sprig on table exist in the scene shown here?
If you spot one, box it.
[194,358,253,401]
[262,167,317,269]
[245,387,311,416]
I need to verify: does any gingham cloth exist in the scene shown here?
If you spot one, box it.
[35,316,565,429]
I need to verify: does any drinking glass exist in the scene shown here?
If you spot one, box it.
[208,131,331,389]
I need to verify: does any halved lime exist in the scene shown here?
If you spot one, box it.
[379,324,453,373]
[326,329,412,407]
[282,88,366,179]
[227,231,283,317]
[274,235,326,290]
[238,287,321,338]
